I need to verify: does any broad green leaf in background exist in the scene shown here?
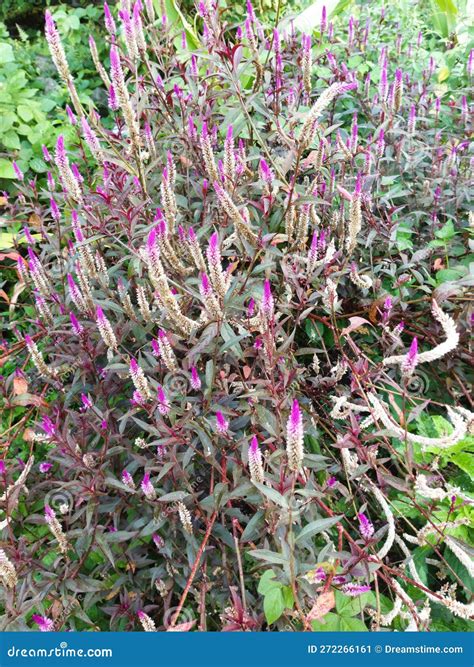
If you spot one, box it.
[0,42,14,63]
[428,0,459,38]
[0,158,15,179]
[155,0,200,49]
[291,0,353,32]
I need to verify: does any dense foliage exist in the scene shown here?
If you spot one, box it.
[0,4,108,187]
[0,0,473,633]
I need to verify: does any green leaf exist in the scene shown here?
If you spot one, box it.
[292,0,351,32]
[263,586,285,625]
[241,511,263,543]
[2,131,21,150]
[0,42,14,64]
[311,612,368,631]
[0,159,15,179]
[252,482,288,509]
[158,0,200,49]
[435,220,455,239]
[335,590,375,617]
[295,516,343,544]
[0,232,15,249]
[17,105,33,122]
[450,452,474,480]
[438,65,450,82]
[258,569,278,595]
[281,585,295,609]
[29,157,48,173]
[248,549,288,566]
[158,491,189,502]
[444,543,474,594]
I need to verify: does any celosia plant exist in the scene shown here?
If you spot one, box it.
[1,1,473,632]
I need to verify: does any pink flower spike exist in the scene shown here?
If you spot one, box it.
[39,462,52,473]
[247,298,255,317]
[42,145,51,162]
[216,411,229,434]
[357,512,374,540]
[260,279,274,319]
[152,533,164,549]
[12,162,24,181]
[81,393,93,410]
[200,272,212,296]
[341,583,371,597]
[32,614,54,632]
[50,198,60,221]
[70,311,83,335]
[403,337,418,377]
[104,2,116,34]
[190,366,201,390]
[259,158,274,183]
[157,386,170,415]
[65,105,77,125]
[23,227,34,245]
[141,473,156,499]
[122,469,134,488]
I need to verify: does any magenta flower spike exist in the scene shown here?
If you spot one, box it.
[23,227,34,245]
[69,311,83,335]
[50,198,60,221]
[104,2,116,35]
[157,386,170,415]
[39,462,53,473]
[12,162,24,181]
[286,399,304,472]
[247,435,264,484]
[81,393,93,410]
[377,129,385,159]
[247,298,255,318]
[122,470,133,485]
[44,504,55,520]
[152,533,164,549]
[402,336,418,377]
[260,279,274,319]
[141,473,156,499]
[41,415,56,438]
[216,411,229,434]
[200,272,212,297]
[379,61,388,102]
[259,158,274,183]
[341,583,371,597]
[32,614,54,632]
[190,366,202,390]
[320,5,327,34]
[357,512,374,540]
